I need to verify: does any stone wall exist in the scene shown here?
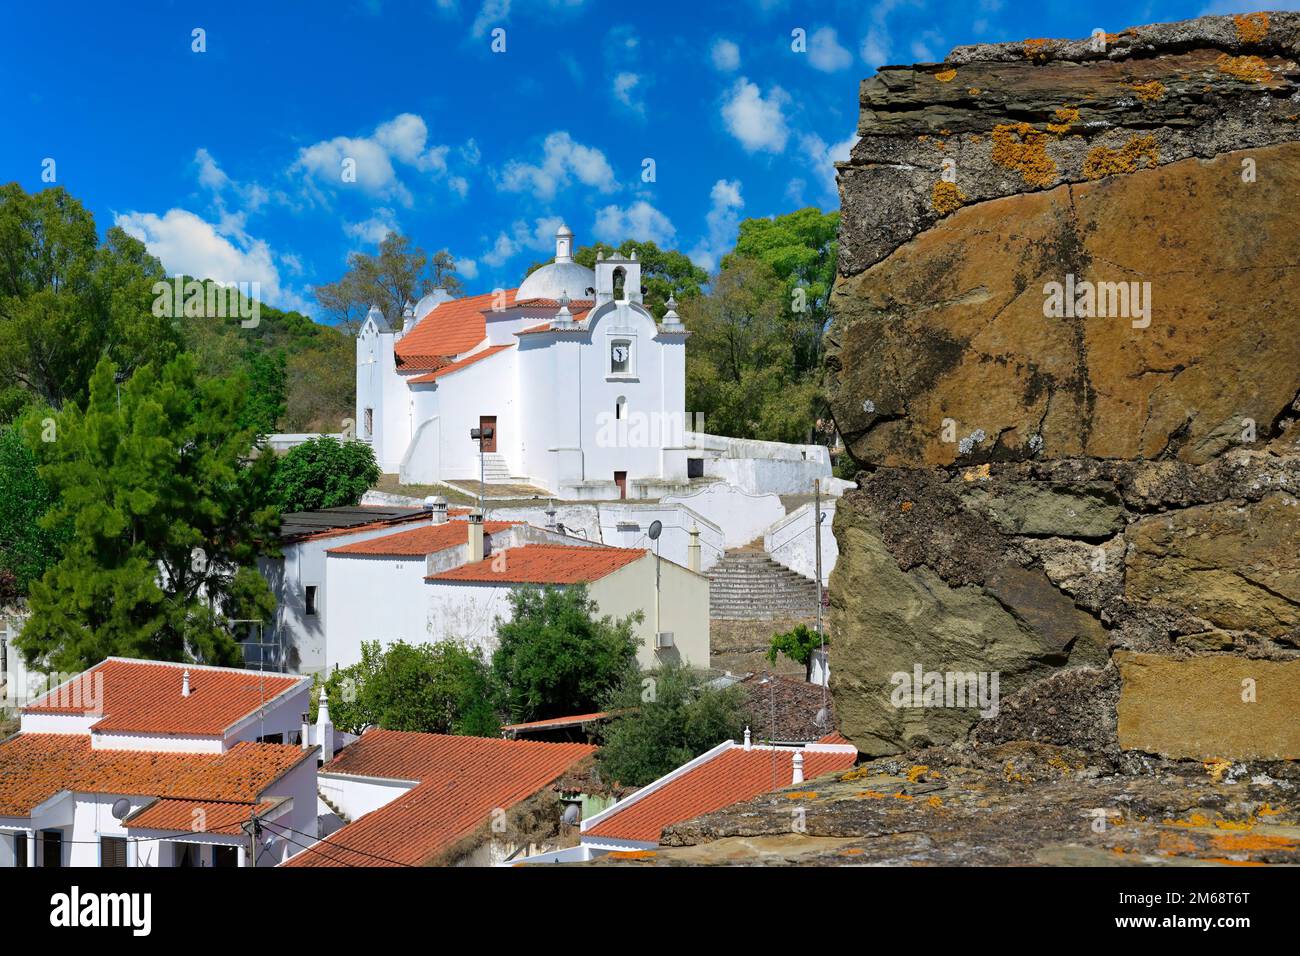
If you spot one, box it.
[826,13,1300,759]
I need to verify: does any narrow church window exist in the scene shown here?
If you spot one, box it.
[364,408,374,439]
[305,585,318,616]
[612,266,626,300]
[616,396,627,420]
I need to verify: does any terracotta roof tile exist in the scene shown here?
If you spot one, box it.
[426,544,645,585]
[283,730,595,867]
[584,746,857,844]
[328,520,518,556]
[406,344,513,385]
[500,711,616,732]
[24,659,306,736]
[124,798,280,835]
[0,734,312,816]
[395,290,513,368]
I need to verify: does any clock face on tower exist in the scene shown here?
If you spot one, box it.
[611,341,631,374]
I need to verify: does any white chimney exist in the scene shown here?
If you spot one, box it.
[301,712,310,750]
[181,669,191,698]
[687,524,701,573]
[743,726,751,751]
[792,751,805,785]
[316,687,334,764]
[467,511,485,562]
[424,495,448,525]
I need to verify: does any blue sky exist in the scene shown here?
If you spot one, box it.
[0,0,1280,317]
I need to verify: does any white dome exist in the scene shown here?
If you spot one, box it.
[516,260,596,301]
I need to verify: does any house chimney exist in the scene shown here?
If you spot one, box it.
[181,669,191,698]
[467,510,485,562]
[743,726,751,751]
[687,524,701,572]
[544,500,558,533]
[301,711,310,750]
[792,751,805,785]
[424,495,448,525]
[316,687,334,764]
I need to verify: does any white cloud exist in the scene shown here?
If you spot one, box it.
[593,201,676,246]
[479,217,564,268]
[291,113,461,206]
[800,131,859,204]
[456,257,479,280]
[471,0,510,37]
[721,78,790,154]
[343,208,399,245]
[498,131,618,199]
[807,27,852,72]
[689,179,744,272]
[115,208,308,312]
[711,38,740,72]
[859,0,926,68]
[613,72,645,115]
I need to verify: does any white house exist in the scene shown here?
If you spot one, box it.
[0,658,321,868]
[357,225,693,500]
[512,732,858,864]
[323,506,710,671]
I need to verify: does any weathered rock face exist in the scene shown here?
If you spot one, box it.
[827,13,1300,759]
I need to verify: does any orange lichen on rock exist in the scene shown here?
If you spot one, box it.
[1022,38,1052,63]
[1204,757,1232,782]
[968,88,981,95]
[926,795,943,809]
[786,791,819,800]
[608,849,657,859]
[905,764,929,783]
[991,122,1057,186]
[930,181,967,216]
[1210,832,1296,852]
[1046,106,1079,135]
[1082,134,1159,180]
[1132,80,1166,102]
[934,67,957,83]
[1233,12,1269,44]
[1216,54,1273,82]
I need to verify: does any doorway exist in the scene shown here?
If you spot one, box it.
[479,415,497,453]
[614,471,627,499]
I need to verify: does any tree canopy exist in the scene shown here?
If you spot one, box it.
[0,183,180,419]
[0,421,67,607]
[15,355,279,671]
[320,640,498,737]
[314,233,463,329]
[491,585,641,724]
[269,436,380,513]
[597,662,749,787]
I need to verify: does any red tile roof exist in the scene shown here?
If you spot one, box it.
[515,310,592,334]
[816,731,855,747]
[282,730,595,867]
[24,659,306,736]
[584,745,857,844]
[328,520,519,556]
[0,734,313,816]
[426,544,645,585]
[124,798,280,835]
[406,344,513,384]
[395,290,513,369]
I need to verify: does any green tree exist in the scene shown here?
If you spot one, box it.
[527,240,708,319]
[724,207,839,377]
[320,640,498,736]
[236,349,287,436]
[314,233,463,330]
[0,183,180,415]
[0,420,68,606]
[15,355,279,671]
[598,662,748,787]
[269,436,380,513]
[684,255,820,442]
[767,623,826,682]
[491,585,641,724]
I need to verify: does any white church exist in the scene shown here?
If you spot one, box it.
[357,225,698,500]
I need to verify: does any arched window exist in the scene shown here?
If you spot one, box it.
[612,266,626,300]
[616,396,628,420]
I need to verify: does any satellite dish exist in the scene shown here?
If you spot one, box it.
[647,520,663,541]
[111,797,132,821]
[561,803,581,826]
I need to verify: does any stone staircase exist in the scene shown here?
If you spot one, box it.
[479,453,516,483]
[708,545,821,621]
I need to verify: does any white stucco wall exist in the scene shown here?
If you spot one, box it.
[318,772,417,822]
[324,555,433,669]
[662,484,786,549]
[764,500,839,585]
[587,555,710,669]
